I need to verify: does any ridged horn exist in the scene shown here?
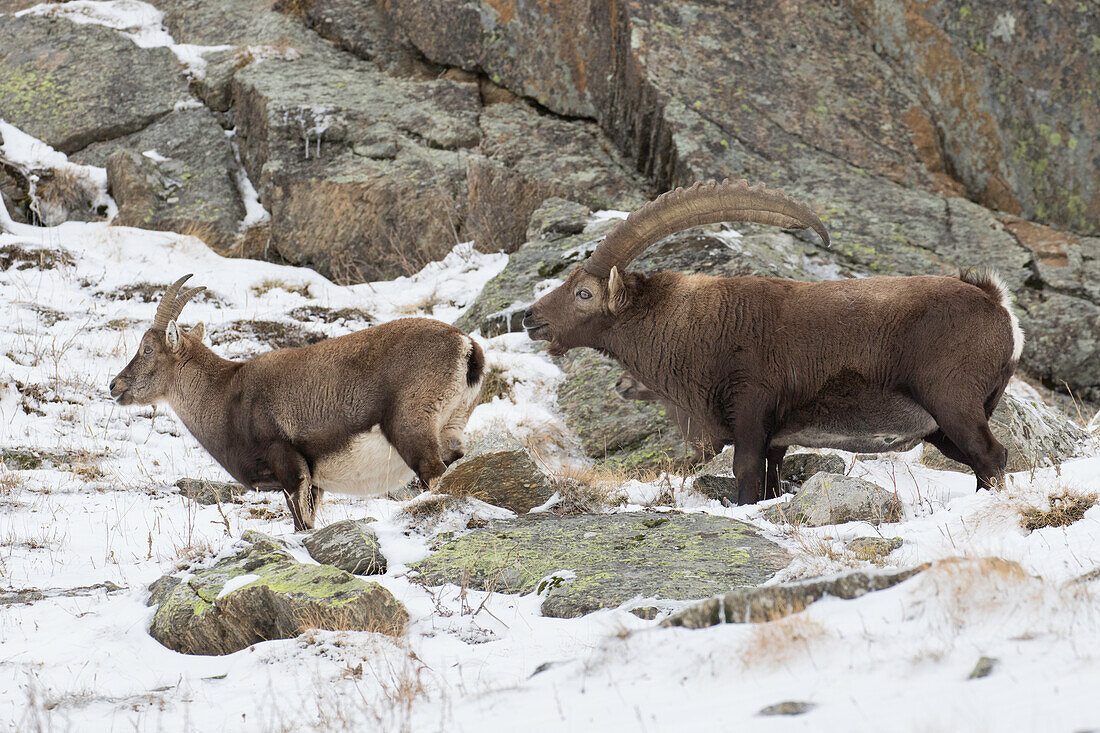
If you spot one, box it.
[583,179,830,278]
[152,274,205,331]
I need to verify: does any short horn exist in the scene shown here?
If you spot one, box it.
[584,179,830,278]
[152,274,204,330]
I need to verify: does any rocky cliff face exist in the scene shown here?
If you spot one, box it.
[2,0,1098,396]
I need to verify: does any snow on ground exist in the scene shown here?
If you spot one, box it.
[3,144,1100,733]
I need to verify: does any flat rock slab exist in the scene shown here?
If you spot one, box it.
[663,565,927,628]
[0,15,187,153]
[149,535,407,655]
[303,519,386,576]
[410,512,791,618]
[921,393,1088,474]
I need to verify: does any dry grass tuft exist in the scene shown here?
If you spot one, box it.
[740,614,829,670]
[546,465,628,515]
[1019,489,1097,531]
[251,279,311,298]
[476,365,515,405]
[400,494,460,522]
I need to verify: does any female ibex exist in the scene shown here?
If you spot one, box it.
[524,179,1022,505]
[111,275,484,530]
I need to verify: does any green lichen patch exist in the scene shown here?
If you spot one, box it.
[149,538,407,655]
[410,512,791,618]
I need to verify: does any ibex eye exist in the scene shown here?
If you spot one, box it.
[143,345,153,355]
[577,289,592,300]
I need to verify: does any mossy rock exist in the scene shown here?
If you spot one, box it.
[149,536,407,655]
[556,350,691,471]
[410,512,791,618]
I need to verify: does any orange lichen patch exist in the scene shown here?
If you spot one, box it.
[1001,216,1076,268]
[904,104,945,174]
[980,171,1022,217]
[486,0,516,24]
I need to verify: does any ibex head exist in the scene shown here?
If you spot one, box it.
[110,274,206,406]
[522,179,829,355]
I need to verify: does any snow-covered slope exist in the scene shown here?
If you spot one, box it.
[3,128,1100,733]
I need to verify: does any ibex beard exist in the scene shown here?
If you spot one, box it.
[525,179,1022,504]
[111,275,485,530]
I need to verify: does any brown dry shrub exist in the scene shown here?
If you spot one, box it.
[1020,490,1097,531]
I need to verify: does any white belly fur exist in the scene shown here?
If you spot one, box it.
[311,428,414,496]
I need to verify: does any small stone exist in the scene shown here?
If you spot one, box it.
[303,519,386,576]
[846,537,903,556]
[758,701,815,716]
[175,478,247,505]
[693,475,738,504]
[968,656,998,679]
[766,472,900,527]
[351,140,398,159]
[629,606,661,620]
[781,452,846,485]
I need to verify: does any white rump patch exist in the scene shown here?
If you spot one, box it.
[312,428,414,496]
[983,270,1025,362]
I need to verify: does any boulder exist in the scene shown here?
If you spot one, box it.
[0,15,187,153]
[663,565,926,628]
[437,434,554,514]
[766,472,901,526]
[72,109,244,248]
[921,393,1089,473]
[410,512,791,618]
[556,350,692,471]
[149,535,407,655]
[693,475,738,505]
[303,519,386,575]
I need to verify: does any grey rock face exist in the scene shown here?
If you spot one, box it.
[410,512,791,618]
[767,473,901,527]
[72,109,244,247]
[0,15,187,153]
[921,393,1089,473]
[663,565,927,628]
[149,535,407,655]
[303,519,386,576]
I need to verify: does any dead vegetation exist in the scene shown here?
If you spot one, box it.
[739,614,830,670]
[252,278,312,298]
[476,365,515,405]
[0,244,74,272]
[287,305,373,325]
[104,282,223,306]
[209,319,327,351]
[546,465,628,515]
[1019,489,1097,531]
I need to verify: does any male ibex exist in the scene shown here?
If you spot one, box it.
[111,275,484,530]
[524,179,1022,504]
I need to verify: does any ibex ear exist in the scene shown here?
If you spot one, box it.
[188,322,205,342]
[165,321,181,351]
[608,266,629,314]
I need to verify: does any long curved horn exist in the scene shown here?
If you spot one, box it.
[584,179,830,278]
[152,274,205,330]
